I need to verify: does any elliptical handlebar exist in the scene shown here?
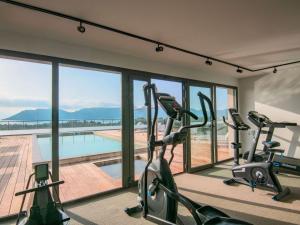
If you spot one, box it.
[143,83,159,144]
[198,91,216,121]
[179,91,215,132]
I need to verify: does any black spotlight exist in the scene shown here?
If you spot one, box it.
[77,22,86,33]
[236,67,243,73]
[205,58,212,66]
[155,44,164,52]
[273,67,277,74]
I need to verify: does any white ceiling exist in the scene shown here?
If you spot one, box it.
[0,0,300,77]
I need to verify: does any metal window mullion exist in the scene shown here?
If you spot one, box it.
[122,73,131,187]
[185,83,191,172]
[51,61,59,200]
[212,86,217,163]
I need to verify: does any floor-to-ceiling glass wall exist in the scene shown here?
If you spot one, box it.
[0,57,52,217]
[189,85,213,169]
[133,80,149,180]
[216,87,236,162]
[151,79,184,174]
[58,64,122,201]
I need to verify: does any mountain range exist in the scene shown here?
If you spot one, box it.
[4,107,227,121]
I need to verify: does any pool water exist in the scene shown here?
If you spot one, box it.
[100,160,146,179]
[38,134,122,160]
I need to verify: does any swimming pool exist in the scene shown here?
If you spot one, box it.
[37,133,122,161]
[99,160,146,179]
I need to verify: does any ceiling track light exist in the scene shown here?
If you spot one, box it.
[205,58,212,66]
[155,44,164,52]
[77,21,86,33]
[236,67,243,73]
[2,0,300,73]
[273,67,277,73]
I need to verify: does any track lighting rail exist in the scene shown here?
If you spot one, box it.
[1,0,300,73]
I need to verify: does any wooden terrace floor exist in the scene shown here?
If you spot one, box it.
[0,135,231,218]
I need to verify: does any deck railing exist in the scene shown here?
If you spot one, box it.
[0,119,121,130]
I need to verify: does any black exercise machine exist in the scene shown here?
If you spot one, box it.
[15,163,70,225]
[125,84,251,225]
[244,111,299,175]
[223,109,290,201]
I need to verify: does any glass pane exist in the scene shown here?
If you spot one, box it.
[58,65,122,201]
[0,57,51,218]
[151,79,184,174]
[133,80,148,180]
[216,87,236,161]
[190,86,212,168]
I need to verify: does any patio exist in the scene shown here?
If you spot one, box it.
[0,133,230,218]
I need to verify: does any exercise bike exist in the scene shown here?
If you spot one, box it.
[15,163,70,225]
[223,108,290,201]
[243,111,299,175]
[125,84,251,225]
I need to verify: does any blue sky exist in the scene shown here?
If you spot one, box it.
[0,58,232,119]
[59,65,121,110]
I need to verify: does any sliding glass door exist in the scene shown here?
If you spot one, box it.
[151,79,184,174]
[0,57,52,217]
[188,84,214,170]
[58,64,122,201]
[133,79,149,180]
[215,86,237,162]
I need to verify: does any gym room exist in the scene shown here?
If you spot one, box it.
[0,1,299,225]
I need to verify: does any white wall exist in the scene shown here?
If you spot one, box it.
[239,67,300,158]
[0,31,238,86]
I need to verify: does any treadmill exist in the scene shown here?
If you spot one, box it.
[245,111,300,175]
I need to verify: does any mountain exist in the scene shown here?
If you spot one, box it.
[4,107,229,121]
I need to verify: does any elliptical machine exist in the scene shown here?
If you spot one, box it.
[125,84,251,225]
[223,108,290,201]
[15,163,70,225]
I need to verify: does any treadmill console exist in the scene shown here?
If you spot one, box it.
[248,111,297,128]
[229,108,250,130]
[248,111,272,127]
[156,93,182,119]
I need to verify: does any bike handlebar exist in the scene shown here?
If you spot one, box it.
[223,116,236,129]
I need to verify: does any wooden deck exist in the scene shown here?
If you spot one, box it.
[0,135,123,217]
[0,135,32,217]
[0,134,231,218]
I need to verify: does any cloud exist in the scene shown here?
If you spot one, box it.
[0,98,50,108]
[59,99,120,110]
[0,98,121,111]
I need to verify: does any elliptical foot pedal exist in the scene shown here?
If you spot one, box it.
[196,205,229,223]
[124,206,143,216]
[204,216,253,225]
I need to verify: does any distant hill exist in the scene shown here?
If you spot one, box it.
[4,107,228,121]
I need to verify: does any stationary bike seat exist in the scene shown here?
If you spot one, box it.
[262,141,280,149]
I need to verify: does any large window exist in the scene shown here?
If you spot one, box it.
[216,87,236,161]
[0,50,239,218]
[0,57,52,217]
[58,65,122,201]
